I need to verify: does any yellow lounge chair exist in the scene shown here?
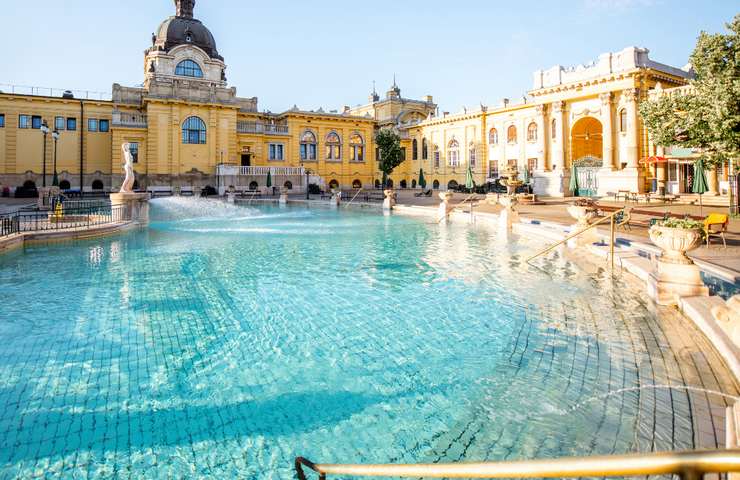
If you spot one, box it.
[704,213,728,248]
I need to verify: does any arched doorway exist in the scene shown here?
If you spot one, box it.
[571,117,603,163]
[570,117,603,197]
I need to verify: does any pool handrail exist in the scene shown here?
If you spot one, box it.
[295,449,740,479]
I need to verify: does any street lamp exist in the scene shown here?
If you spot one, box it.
[40,121,49,187]
[301,162,311,200]
[52,130,60,187]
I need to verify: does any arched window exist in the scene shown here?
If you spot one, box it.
[433,144,440,168]
[422,138,428,160]
[326,132,341,160]
[59,180,71,190]
[433,179,440,190]
[92,179,104,190]
[619,108,628,132]
[284,181,293,190]
[412,139,418,160]
[182,116,206,144]
[489,128,498,145]
[507,125,517,143]
[469,142,476,168]
[527,122,538,142]
[175,60,204,78]
[551,119,557,140]
[352,179,362,189]
[350,133,364,162]
[300,131,317,161]
[447,139,460,167]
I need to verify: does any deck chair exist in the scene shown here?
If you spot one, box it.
[704,213,728,248]
[615,209,632,231]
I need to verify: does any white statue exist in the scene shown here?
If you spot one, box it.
[121,143,136,193]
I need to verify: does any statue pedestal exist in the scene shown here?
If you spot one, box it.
[226,192,236,204]
[383,189,396,212]
[648,261,709,306]
[498,196,519,231]
[110,192,149,226]
[329,189,341,208]
[438,192,454,223]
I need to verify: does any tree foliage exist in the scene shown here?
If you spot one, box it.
[376,128,404,184]
[639,14,740,168]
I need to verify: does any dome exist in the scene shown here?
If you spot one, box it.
[152,1,222,61]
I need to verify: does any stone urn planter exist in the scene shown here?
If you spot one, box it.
[647,221,709,305]
[648,225,703,265]
[279,186,289,205]
[567,204,598,228]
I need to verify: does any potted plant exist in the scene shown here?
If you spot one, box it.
[649,218,705,264]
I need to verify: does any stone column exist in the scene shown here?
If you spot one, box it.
[550,101,565,171]
[599,93,614,170]
[536,104,549,171]
[623,89,641,169]
[656,146,668,195]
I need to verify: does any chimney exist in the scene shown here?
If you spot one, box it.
[425,95,434,103]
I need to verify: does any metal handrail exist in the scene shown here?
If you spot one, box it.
[295,449,740,479]
[525,208,625,267]
[438,193,478,223]
[346,188,364,206]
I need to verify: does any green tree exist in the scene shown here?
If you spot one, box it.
[639,14,740,169]
[376,128,404,187]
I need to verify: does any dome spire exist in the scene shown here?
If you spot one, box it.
[175,0,195,18]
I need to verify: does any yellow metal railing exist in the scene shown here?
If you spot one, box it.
[525,208,625,270]
[439,193,478,223]
[295,449,740,479]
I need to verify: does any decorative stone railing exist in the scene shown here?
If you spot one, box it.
[112,111,148,128]
[236,121,290,135]
[216,165,305,176]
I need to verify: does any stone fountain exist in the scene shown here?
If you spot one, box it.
[110,143,149,225]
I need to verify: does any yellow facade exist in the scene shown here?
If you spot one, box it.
[0,4,701,198]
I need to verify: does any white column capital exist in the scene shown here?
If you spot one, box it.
[599,92,613,105]
[551,101,565,114]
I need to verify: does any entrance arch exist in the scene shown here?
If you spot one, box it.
[570,117,603,163]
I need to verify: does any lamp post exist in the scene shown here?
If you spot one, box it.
[301,163,310,200]
[40,121,49,187]
[52,130,60,187]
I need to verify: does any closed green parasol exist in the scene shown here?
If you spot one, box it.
[692,158,709,215]
[465,164,475,191]
[418,169,427,190]
[266,170,273,189]
[570,166,579,197]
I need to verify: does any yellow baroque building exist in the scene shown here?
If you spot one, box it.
[0,0,726,198]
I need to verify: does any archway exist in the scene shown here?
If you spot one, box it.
[570,117,603,163]
[249,181,259,190]
[59,180,71,190]
[329,179,339,189]
[91,180,104,190]
[352,179,362,189]
[284,181,293,190]
[433,180,440,190]
[447,180,459,190]
[400,180,407,189]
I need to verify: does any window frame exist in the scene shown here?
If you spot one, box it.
[325,131,342,161]
[175,59,204,78]
[181,116,207,145]
[55,116,65,131]
[300,130,317,161]
[349,133,364,162]
[18,115,31,129]
[433,145,440,169]
[447,139,460,168]
[469,142,476,168]
[99,119,110,133]
[66,118,77,131]
[0,114,5,128]
[31,116,42,129]
[412,138,418,160]
[268,143,284,161]
[422,138,428,160]
[527,122,538,142]
[88,118,98,132]
[507,125,517,144]
[489,128,498,145]
[619,108,628,133]
[129,142,139,163]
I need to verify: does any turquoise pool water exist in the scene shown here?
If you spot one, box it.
[0,198,736,479]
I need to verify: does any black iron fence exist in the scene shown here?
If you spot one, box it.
[0,205,130,238]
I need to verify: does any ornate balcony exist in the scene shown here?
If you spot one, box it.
[237,121,289,135]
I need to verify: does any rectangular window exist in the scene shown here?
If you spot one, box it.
[489,162,499,179]
[99,119,110,133]
[88,118,98,132]
[19,115,31,129]
[32,116,42,129]
[129,142,139,163]
[67,118,77,131]
[55,116,65,131]
[434,151,440,169]
[400,148,406,162]
[269,143,284,161]
[528,158,538,173]
[0,114,4,128]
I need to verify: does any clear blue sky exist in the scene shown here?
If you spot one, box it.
[2,0,737,113]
